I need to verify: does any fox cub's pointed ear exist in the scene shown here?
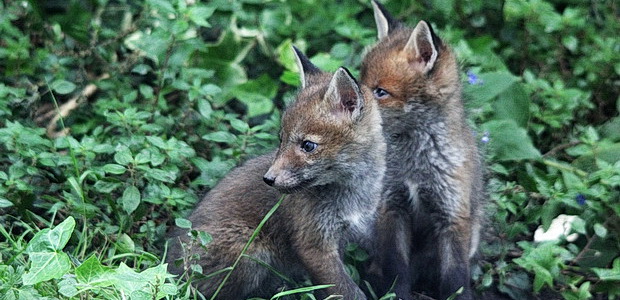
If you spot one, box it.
[292,46,321,88]
[371,0,399,40]
[325,67,364,121]
[405,21,439,74]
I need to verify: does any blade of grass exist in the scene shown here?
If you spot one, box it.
[47,81,80,179]
[47,81,90,258]
[241,254,297,286]
[210,195,285,300]
[270,284,334,299]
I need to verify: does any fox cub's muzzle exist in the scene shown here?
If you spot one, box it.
[263,173,276,186]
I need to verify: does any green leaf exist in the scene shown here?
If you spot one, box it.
[592,258,620,281]
[22,252,71,285]
[26,217,76,253]
[146,168,176,183]
[197,98,213,119]
[114,147,133,165]
[134,150,151,165]
[493,82,530,127]
[573,143,620,171]
[58,276,79,297]
[229,75,276,117]
[115,233,135,253]
[93,144,115,153]
[481,119,541,161]
[51,80,77,95]
[276,39,297,72]
[175,218,192,229]
[146,136,166,149]
[562,35,578,53]
[103,164,127,175]
[198,231,213,246]
[0,198,13,208]
[75,255,114,286]
[147,0,175,13]
[571,216,586,234]
[593,223,608,238]
[188,6,215,27]
[229,118,249,133]
[465,71,519,104]
[310,53,342,72]
[139,84,154,99]
[193,31,249,92]
[22,217,75,285]
[482,272,493,288]
[202,131,237,144]
[109,263,176,298]
[124,30,169,65]
[532,264,553,292]
[122,186,141,214]
[131,64,152,75]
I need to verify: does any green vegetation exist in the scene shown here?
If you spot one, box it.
[0,0,618,299]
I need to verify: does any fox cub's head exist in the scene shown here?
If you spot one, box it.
[361,1,460,114]
[263,47,384,193]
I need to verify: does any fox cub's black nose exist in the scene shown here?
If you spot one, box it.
[263,176,275,186]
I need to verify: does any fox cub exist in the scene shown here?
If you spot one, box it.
[167,47,386,299]
[361,1,485,299]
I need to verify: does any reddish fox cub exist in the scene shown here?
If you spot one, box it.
[167,47,386,299]
[361,1,485,299]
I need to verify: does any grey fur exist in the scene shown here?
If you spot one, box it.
[362,7,485,300]
[167,58,386,299]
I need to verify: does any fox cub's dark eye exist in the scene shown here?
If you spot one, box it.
[373,88,390,99]
[301,140,318,153]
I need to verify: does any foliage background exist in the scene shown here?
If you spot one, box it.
[0,0,618,299]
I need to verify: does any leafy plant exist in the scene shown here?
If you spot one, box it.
[0,0,618,299]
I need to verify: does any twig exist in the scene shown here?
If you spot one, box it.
[543,140,581,157]
[45,73,110,138]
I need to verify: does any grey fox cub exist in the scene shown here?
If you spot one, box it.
[361,1,485,299]
[167,47,386,299]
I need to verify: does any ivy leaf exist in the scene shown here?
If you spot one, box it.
[76,255,114,286]
[58,275,79,297]
[22,252,71,285]
[26,216,75,253]
[188,6,215,27]
[22,217,76,285]
[109,263,176,298]
[532,264,553,292]
[591,258,620,281]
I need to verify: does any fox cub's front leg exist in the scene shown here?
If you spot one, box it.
[297,241,367,300]
[437,216,474,300]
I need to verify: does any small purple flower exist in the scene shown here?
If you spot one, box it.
[576,194,586,206]
[467,70,483,85]
[481,131,490,144]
